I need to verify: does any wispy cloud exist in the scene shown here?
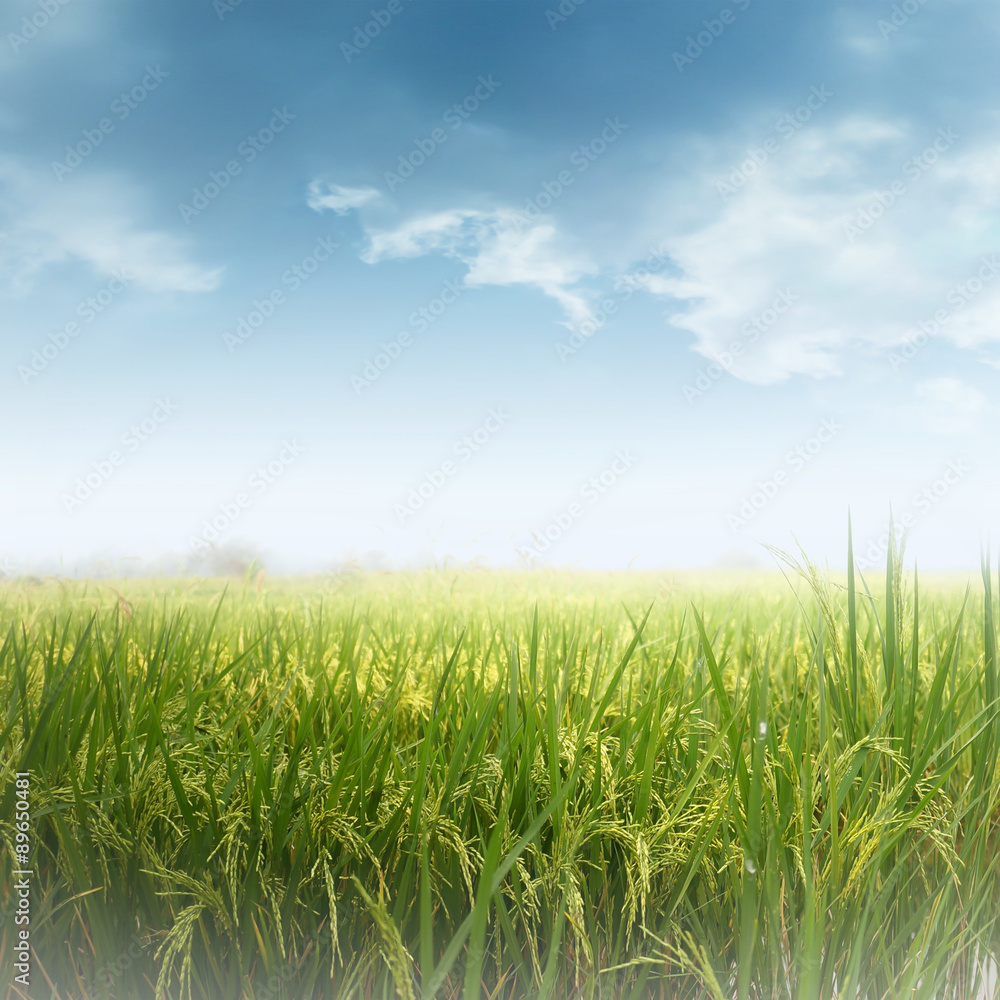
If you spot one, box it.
[307,180,381,215]
[361,208,596,328]
[0,157,221,294]
[361,209,480,261]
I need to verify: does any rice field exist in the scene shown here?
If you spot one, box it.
[2,537,999,999]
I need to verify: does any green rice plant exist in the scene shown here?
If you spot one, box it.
[0,529,997,999]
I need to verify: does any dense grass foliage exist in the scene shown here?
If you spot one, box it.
[2,544,999,999]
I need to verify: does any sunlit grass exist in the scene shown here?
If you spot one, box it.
[1,533,998,999]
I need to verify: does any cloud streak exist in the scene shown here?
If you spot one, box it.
[307,180,381,215]
[361,208,596,328]
[0,157,221,294]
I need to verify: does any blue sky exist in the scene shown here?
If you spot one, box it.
[2,0,998,575]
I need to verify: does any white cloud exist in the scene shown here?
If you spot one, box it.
[362,208,596,328]
[915,377,988,436]
[362,209,481,262]
[644,116,1000,383]
[0,157,221,294]
[307,180,380,215]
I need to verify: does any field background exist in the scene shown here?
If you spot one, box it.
[2,550,999,999]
